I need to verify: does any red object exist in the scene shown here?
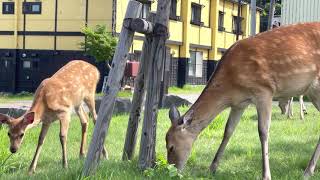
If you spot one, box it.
[125,61,140,77]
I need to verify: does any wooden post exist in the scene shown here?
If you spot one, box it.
[122,13,156,161]
[81,0,142,176]
[250,0,257,36]
[159,47,171,107]
[138,0,171,169]
[236,0,242,41]
[267,0,275,30]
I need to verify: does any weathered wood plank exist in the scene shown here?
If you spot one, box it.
[130,18,154,34]
[81,0,142,176]
[138,0,171,169]
[122,13,156,161]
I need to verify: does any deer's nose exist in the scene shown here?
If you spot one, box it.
[10,147,17,153]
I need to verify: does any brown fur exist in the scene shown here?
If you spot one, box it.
[0,60,107,174]
[166,22,320,179]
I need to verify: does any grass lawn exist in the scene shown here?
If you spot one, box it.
[168,85,205,95]
[0,84,205,104]
[1,103,320,179]
[0,92,34,103]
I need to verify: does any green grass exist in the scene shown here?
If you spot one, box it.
[0,92,34,103]
[168,85,205,95]
[1,103,320,179]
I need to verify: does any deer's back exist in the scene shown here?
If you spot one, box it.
[35,60,100,111]
[212,22,320,98]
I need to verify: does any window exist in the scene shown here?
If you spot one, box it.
[4,60,9,68]
[2,2,14,14]
[233,16,243,34]
[191,3,203,26]
[134,50,142,61]
[189,51,203,77]
[170,0,178,20]
[140,4,150,19]
[23,61,31,69]
[218,11,225,31]
[23,2,41,14]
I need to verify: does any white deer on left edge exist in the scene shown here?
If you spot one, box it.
[0,60,107,174]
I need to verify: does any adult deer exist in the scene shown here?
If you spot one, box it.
[278,95,307,120]
[166,22,320,179]
[0,60,107,174]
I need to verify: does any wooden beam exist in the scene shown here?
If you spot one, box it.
[130,18,154,34]
[138,0,171,169]
[122,13,156,161]
[81,0,142,176]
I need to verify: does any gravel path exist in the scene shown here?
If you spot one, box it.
[171,93,200,104]
[0,100,32,109]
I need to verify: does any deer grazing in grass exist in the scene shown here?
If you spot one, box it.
[278,95,307,120]
[166,22,320,179]
[0,60,107,174]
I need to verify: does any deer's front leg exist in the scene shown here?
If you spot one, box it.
[58,112,70,168]
[28,123,50,175]
[210,107,245,173]
[257,97,272,180]
[75,105,89,157]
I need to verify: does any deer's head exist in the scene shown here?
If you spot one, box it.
[165,106,196,170]
[0,112,34,153]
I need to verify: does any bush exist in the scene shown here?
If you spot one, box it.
[143,155,183,179]
[80,25,117,66]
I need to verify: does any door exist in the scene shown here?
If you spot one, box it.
[16,57,40,92]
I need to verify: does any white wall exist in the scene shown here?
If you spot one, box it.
[281,0,320,25]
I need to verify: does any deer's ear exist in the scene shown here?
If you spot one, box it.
[183,109,194,125]
[23,112,35,125]
[0,113,10,124]
[169,106,181,125]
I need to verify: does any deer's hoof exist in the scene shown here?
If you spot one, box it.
[63,163,68,169]
[28,169,35,176]
[209,163,218,174]
[79,153,85,159]
[304,169,314,179]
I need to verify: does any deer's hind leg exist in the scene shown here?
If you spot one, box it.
[84,95,108,159]
[304,85,320,177]
[75,105,89,157]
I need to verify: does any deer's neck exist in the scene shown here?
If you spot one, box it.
[186,86,230,136]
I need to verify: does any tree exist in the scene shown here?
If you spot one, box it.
[80,25,117,69]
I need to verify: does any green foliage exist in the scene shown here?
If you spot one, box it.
[80,25,117,63]
[200,112,228,139]
[143,155,183,179]
[261,2,282,16]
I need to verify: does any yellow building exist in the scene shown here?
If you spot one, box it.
[0,0,260,92]
[0,0,110,92]
[115,0,261,86]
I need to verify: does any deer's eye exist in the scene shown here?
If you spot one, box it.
[7,132,10,137]
[20,133,24,138]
